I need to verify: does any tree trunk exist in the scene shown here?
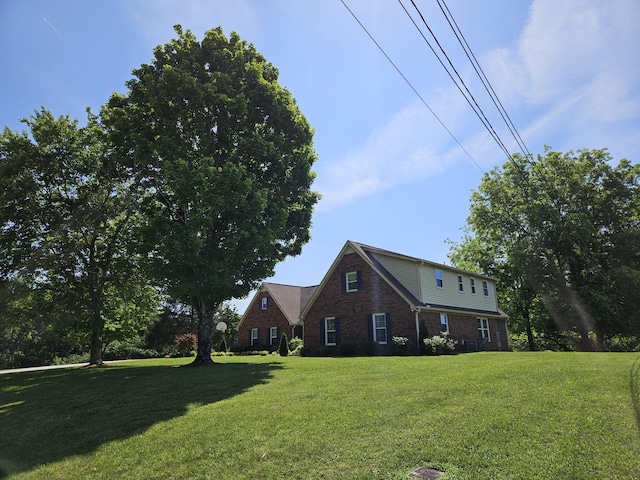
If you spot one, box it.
[89,310,104,365]
[191,296,216,366]
[524,306,536,351]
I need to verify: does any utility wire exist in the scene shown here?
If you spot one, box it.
[339,0,484,173]
[399,0,513,161]
[436,0,531,158]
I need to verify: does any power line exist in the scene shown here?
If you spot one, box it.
[339,0,484,173]
[399,0,513,161]
[435,0,531,158]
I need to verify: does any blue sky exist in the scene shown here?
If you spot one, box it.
[2,0,639,314]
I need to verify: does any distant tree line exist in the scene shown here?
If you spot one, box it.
[449,148,640,351]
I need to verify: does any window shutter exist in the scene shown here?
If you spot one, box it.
[276,327,280,341]
[357,270,363,290]
[341,273,346,293]
[320,318,325,343]
[385,313,391,339]
[248,330,252,346]
[335,318,341,345]
[367,315,373,342]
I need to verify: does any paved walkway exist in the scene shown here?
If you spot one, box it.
[0,360,131,375]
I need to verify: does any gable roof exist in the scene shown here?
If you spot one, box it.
[301,240,505,319]
[239,282,318,327]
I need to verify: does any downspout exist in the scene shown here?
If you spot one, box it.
[413,308,420,351]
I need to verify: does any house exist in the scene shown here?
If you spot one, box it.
[301,241,509,355]
[238,240,509,355]
[237,282,317,350]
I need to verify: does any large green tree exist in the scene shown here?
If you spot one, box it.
[449,148,640,351]
[103,26,319,365]
[0,109,158,365]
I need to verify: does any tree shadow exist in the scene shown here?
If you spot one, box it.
[0,360,282,477]
[631,356,640,436]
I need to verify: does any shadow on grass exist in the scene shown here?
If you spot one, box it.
[0,360,281,477]
[631,356,640,436]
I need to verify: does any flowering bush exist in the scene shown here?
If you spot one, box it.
[392,336,409,355]
[173,333,197,356]
[423,334,457,355]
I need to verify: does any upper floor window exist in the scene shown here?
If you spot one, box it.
[260,297,268,310]
[372,313,388,344]
[435,269,444,289]
[457,275,464,292]
[478,318,491,341]
[470,278,476,294]
[440,313,449,334]
[325,317,337,346]
[482,281,489,297]
[345,271,359,292]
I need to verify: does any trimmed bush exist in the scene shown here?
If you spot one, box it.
[278,333,289,357]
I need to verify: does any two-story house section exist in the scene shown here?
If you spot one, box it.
[301,241,509,355]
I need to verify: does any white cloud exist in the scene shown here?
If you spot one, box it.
[315,86,476,211]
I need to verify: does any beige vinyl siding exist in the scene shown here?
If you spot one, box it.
[370,253,420,300]
[419,265,499,312]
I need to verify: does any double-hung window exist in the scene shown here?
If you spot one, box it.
[470,278,476,294]
[482,281,489,297]
[260,297,268,310]
[458,275,464,292]
[478,318,490,341]
[373,313,388,344]
[345,271,359,292]
[435,269,444,289]
[324,317,337,346]
[250,328,259,346]
[270,326,278,345]
[440,313,449,334]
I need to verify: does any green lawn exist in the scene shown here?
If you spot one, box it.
[1,352,639,479]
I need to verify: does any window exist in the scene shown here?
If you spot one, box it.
[260,297,268,310]
[345,271,359,292]
[435,269,444,289]
[325,317,337,346]
[458,275,464,292]
[373,313,388,344]
[250,328,259,346]
[482,281,489,297]
[478,318,490,341]
[440,313,449,334]
[270,326,278,345]
[470,278,476,294]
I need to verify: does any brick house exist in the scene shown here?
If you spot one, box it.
[237,283,317,350]
[300,241,509,355]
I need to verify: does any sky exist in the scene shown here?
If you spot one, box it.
[1,0,639,314]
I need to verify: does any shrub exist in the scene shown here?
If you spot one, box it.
[103,341,160,361]
[289,336,303,351]
[317,346,333,357]
[391,336,409,355]
[218,338,227,353]
[173,333,197,356]
[278,333,289,356]
[338,343,356,356]
[423,334,457,355]
[361,342,375,356]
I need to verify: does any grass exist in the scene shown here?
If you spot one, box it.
[1,353,639,479]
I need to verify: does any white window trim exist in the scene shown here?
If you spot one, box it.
[269,326,278,345]
[470,278,476,295]
[250,328,259,346]
[482,281,490,297]
[440,313,449,335]
[325,317,336,346]
[345,271,359,292]
[478,318,491,342]
[435,269,444,289]
[260,297,268,310]
[458,275,464,293]
[372,313,388,344]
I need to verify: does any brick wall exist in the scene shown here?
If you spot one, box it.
[237,293,296,349]
[304,253,420,355]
